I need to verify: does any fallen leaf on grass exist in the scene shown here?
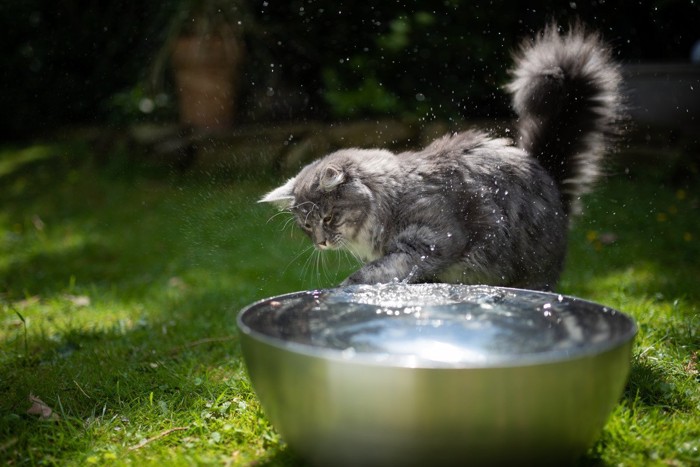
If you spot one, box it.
[0,437,18,453]
[27,394,60,420]
[598,232,618,245]
[31,215,45,231]
[15,296,40,309]
[223,450,241,467]
[168,276,188,290]
[585,231,618,250]
[64,295,91,307]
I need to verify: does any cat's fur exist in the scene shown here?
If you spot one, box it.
[260,24,622,291]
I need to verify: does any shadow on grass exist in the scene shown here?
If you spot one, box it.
[257,447,310,467]
[0,294,259,463]
[1,241,124,297]
[624,357,699,412]
[561,159,700,304]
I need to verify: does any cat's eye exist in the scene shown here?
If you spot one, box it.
[323,213,333,224]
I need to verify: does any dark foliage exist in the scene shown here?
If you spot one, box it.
[1,0,698,139]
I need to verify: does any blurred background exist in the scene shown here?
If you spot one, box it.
[1,0,698,144]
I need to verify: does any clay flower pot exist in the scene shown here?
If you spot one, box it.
[171,33,244,129]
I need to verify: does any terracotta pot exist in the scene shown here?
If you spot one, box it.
[171,34,243,129]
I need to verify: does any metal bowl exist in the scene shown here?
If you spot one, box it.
[237,284,636,466]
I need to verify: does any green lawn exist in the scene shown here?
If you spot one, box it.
[1,137,698,466]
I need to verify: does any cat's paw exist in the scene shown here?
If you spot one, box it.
[341,272,371,286]
[339,276,357,287]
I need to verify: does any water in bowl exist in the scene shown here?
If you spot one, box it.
[250,283,620,367]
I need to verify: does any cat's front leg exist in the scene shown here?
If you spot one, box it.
[341,252,420,285]
[341,225,464,285]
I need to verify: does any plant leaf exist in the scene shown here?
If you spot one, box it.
[27,394,60,420]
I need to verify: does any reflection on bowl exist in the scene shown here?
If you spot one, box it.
[238,284,636,466]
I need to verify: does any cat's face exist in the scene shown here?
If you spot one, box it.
[260,162,374,251]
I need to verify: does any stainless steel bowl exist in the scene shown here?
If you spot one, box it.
[237,284,636,466]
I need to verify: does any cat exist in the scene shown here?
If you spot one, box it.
[260,24,622,291]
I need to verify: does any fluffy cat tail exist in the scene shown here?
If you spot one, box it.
[507,23,623,213]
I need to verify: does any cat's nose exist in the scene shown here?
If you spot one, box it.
[312,228,328,248]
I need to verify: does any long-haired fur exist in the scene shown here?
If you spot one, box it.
[260,23,623,290]
[507,23,623,213]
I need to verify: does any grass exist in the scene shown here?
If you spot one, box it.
[1,135,698,466]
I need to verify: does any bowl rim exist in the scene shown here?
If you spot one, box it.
[236,284,638,369]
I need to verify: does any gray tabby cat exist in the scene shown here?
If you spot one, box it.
[260,24,622,291]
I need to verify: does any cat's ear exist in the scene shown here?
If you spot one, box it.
[259,177,296,209]
[319,166,346,192]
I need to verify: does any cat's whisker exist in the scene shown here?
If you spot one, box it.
[263,210,300,235]
[281,216,297,232]
[266,210,293,224]
[313,248,321,282]
[344,249,361,269]
[321,250,334,284]
[300,249,310,282]
[339,239,363,266]
[332,249,345,279]
[282,244,315,276]
[293,200,317,210]
[313,248,324,284]
[300,248,315,283]
[303,209,314,226]
[336,250,350,281]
